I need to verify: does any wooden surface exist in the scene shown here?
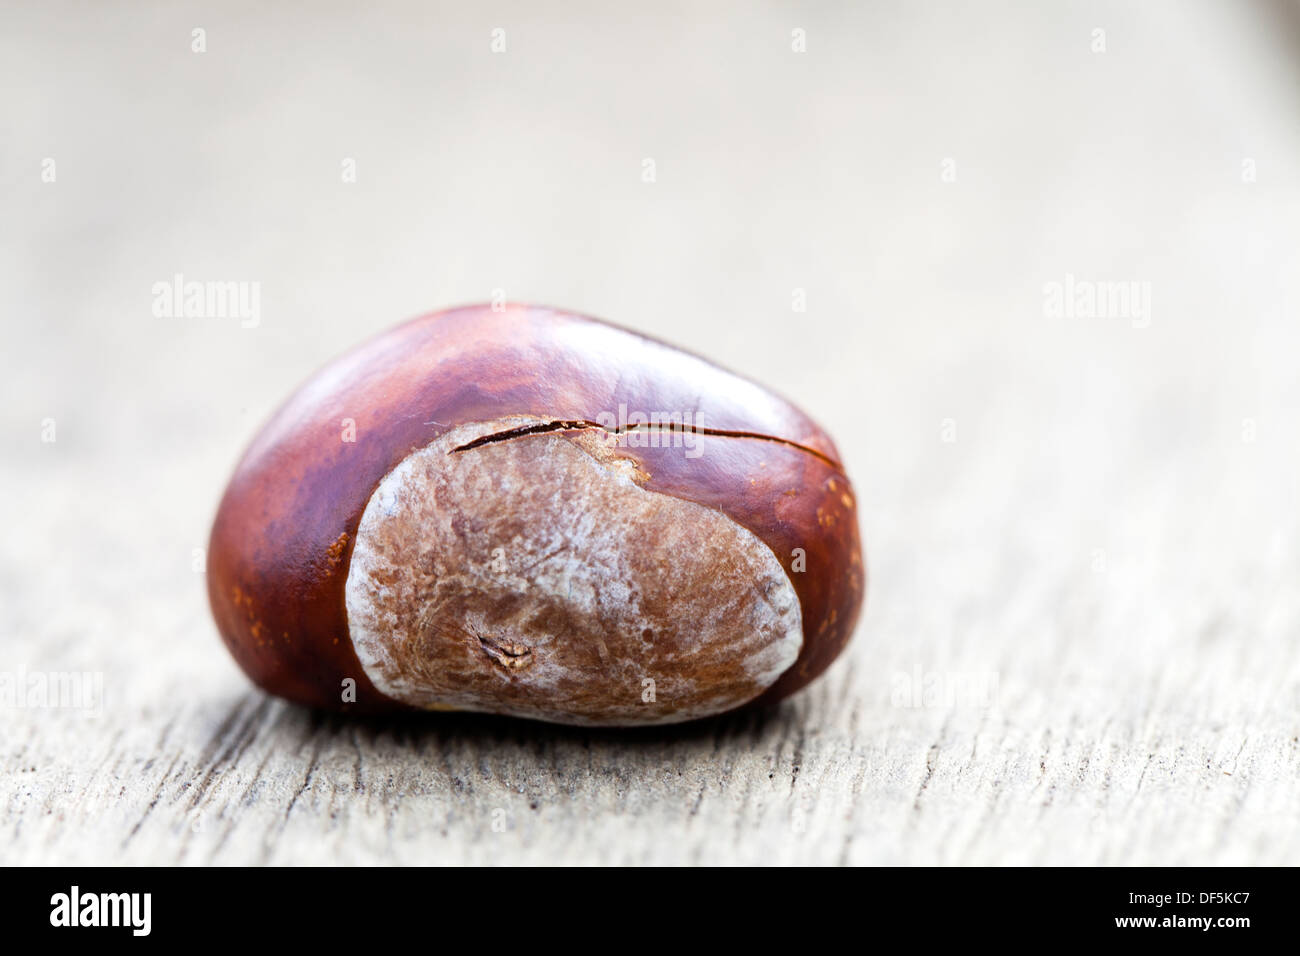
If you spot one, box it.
[3,1,1299,865]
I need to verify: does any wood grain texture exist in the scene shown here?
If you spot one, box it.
[2,0,1298,865]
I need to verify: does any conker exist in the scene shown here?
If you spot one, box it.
[207,304,864,725]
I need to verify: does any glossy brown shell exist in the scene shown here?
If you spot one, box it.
[207,304,865,717]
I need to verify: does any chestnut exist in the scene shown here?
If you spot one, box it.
[207,304,864,725]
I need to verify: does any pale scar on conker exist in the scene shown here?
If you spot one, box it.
[207,304,865,726]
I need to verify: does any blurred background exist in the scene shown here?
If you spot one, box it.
[2,1,1298,864]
